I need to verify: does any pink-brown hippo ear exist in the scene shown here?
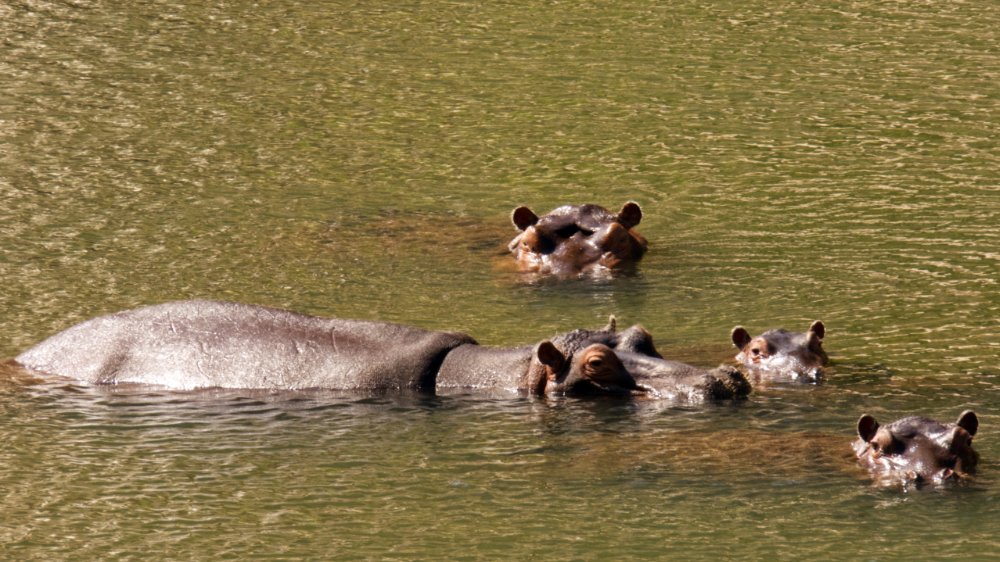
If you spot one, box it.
[858,414,880,442]
[534,341,566,378]
[618,202,642,228]
[806,331,824,356]
[603,315,617,333]
[808,320,826,341]
[731,326,752,350]
[512,206,539,231]
[949,427,974,456]
[956,410,978,437]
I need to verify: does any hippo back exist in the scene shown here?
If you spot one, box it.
[16,300,475,391]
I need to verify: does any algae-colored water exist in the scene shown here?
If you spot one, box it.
[2,1,1000,559]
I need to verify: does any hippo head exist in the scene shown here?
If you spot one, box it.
[854,411,979,488]
[731,321,829,380]
[508,202,648,277]
[521,321,656,395]
[524,318,751,400]
[523,340,646,396]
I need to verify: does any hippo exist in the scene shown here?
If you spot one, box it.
[508,202,648,278]
[438,316,750,400]
[731,321,829,380]
[13,300,750,401]
[854,411,979,488]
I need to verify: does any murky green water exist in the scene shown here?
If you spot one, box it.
[3,0,1000,559]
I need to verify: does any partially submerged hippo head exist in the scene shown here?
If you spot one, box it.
[508,202,648,277]
[526,340,645,395]
[522,320,662,396]
[537,318,751,400]
[854,411,979,488]
[731,321,829,380]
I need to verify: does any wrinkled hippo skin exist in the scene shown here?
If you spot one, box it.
[731,321,829,380]
[854,411,979,488]
[14,301,749,401]
[508,202,648,277]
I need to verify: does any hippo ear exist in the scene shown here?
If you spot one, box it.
[512,206,539,231]
[603,315,617,333]
[731,326,752,350]
[618,202,642,228]
[806,331,824,355]
[535,341,566,374]
[616,325,663,359]
[956,410,978,437]
[808,320,826,341]
[858,414,880,442]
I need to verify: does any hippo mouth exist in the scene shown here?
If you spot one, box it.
[743,355,826,382]
[887,468,968,490]
[865,454,971,489]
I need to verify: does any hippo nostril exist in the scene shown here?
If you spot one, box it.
[554,225,581,239]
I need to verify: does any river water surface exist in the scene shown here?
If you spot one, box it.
[2,0,1000,559]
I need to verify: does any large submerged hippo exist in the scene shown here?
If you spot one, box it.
[731,321,829,380]
[508,202,648,278]
[14,300,749,401]
[854,411,979,488]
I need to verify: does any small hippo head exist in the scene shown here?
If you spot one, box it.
[854,411,979,488]
[731,321,829,380]
[508,202,648,278]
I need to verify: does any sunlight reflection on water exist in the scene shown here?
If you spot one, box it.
[3,0,1000,559]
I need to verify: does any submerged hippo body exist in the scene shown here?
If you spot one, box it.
[15,301,749,400]
[854,411,979,488]
[437,319,750,400]
[508,202,648,278]
[731,321,829,380]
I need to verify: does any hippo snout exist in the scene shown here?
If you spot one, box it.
[701,366,752,399]
[613,353,752,401]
